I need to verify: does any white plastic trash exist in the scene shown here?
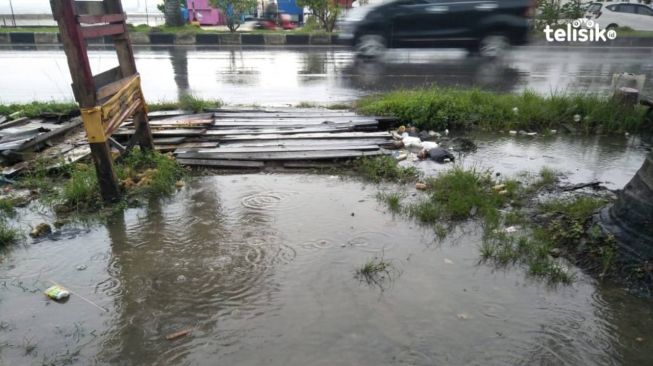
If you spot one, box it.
[402,136,422,149]
[421,141,438,150]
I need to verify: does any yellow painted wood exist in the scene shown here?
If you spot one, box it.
[80,106,106,143]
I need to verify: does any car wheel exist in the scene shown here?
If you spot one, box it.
[355,35,387,59]
[606,24,618,31]
[479,34,510,58]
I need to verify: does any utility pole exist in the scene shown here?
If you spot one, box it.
[9,0,16,27]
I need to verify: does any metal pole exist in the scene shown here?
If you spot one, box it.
[9,0,16,27]
[145,0,150,26]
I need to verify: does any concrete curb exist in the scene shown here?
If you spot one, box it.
[2,31,652,47]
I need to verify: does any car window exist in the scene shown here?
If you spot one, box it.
[617,4,638,14]
[636,5,653,16]
[588,3,602,12]
[605,4,616,11]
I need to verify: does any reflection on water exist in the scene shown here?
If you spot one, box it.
[0,137,652,365]
[1,45,652,104]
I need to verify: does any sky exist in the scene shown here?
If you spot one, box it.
[0,0,164,14]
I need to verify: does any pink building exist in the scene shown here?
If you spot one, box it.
[186,0,227,25]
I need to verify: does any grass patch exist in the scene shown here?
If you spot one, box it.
[354,156,419,183]
[377,192,403,213]
[116,149,186,197]
[356,87,648,133]
[0,101,77,119]
[326,103,351,110]
[0,198,16,217]
[178,94,222,113]
[355,254,398,289]
[0,222,19,248]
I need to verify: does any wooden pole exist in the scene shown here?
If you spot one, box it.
[105,0,155,151]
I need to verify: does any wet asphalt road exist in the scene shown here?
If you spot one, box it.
[1,45,652,104]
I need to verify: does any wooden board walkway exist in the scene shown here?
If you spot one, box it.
[115,108,396,169]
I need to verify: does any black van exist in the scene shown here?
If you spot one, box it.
[338,0,535,57]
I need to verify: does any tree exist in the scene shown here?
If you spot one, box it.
[297,0,341,33]
[210,0,258,32]
[160,0,184,27]
[599,150,653,260]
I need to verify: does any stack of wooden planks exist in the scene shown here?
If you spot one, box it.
[115,108,396,169]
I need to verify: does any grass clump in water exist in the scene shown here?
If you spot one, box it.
[404,166,515,224]
[356,87,648,133]
[354,156,419,183]
[377,192,403,213]
[117,149,186,197]
[355,253,398,289]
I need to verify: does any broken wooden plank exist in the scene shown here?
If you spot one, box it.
[114,128,206,137]
[147,110,194,119]
[211,120,379,128]
[219,138,392,148]
[153,137,187,145]
[218,132,392,141]
[204,126,357,136]
[0,117,29,130]
[176,149,383,161]
[176,158,264,168]
[185,145,379,154]
[18,118,83,152]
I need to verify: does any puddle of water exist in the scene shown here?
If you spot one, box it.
[0,137,652,365]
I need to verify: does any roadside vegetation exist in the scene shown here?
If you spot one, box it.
[18,149,186,215]
[0,96,222,119]
[353,155,419,183]
[356,87,649,133]
[0,198,19,248]
[358,156,620,285]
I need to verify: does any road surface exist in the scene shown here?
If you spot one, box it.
[1,45,652,105]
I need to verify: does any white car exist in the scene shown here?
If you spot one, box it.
[585,2,653,31]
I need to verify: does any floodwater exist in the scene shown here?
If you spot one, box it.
[1,135,652,365]
[1,45,652,104]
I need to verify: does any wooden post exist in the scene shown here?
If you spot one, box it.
[51,0,121,203]
[105,0,155,151]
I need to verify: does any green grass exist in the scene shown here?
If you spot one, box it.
[177,94,222,113]
[354,156,419,183]
[377,192,403,213]
[0,97,223,119]
[0,26,59,33]
[116,149,186,197]
[0,198,16,217]
[355,255,396,287]
[0,222,19,248]
[356,87,648,133]
[60,165,101,212]
[0,101,77,119]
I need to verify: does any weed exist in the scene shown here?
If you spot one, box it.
[178,94,222,113]
[355,254,398,289]
[326,103,351,110]
[354,156,419,183]
[356,87,647,133]
[0,101,77,119]
[377,192,402,213]
[0,198,16,217]
[0,222,19,247]
[60,165,101,212]
[540,196,607,222]
[296,101,318,108]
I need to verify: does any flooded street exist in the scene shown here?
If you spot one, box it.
[1,135,652,365]
[1,45,652,104]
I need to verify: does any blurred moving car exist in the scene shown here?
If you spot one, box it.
[585,2,653,31]
[338,0,536,58]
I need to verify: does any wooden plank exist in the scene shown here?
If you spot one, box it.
[114,128,206,137]
[74,1,106,16]
[96,75,136,101]
[186,145,380,154]
[153,137,187,145]
[211,119,378,127]
[219,138,392,148]
[204,126,356,136]
[0,117,29,130]
[81,23,125,39]
[93,66,123,90]
[148,110,194,119]
[176,158,264,168]
[78,14,125,24]
[18,118,82,151]
[218,132,392,141]
[175,150,383,161]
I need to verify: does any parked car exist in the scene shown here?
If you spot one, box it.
[585,2,653,31]
[338,0,536,58]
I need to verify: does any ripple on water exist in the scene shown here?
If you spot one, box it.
[240,190,300,212]
[346,231,397,252]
